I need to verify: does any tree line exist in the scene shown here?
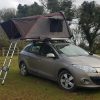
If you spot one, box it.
[0,0,100,53]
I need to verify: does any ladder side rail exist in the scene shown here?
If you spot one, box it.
[1,41,18,85]
[1,71,7,84]
[7,42,18,68]
[3,42,13,66]
[0,43,13,76]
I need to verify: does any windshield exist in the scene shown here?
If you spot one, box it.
[54,44,89,56]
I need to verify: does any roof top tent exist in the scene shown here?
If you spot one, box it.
[0,12,72,40]
[0,12,72,85]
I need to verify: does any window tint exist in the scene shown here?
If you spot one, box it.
[24,43,55,56]
[55,44,89,56]
[24,44,40,55]
[24,45,31,52]
[39,44,54,56]
[29,45,40,54]
[50,19,63,32]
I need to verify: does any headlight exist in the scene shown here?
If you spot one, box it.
[72,64,97,73]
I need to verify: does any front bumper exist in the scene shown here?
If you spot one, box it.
[76,73,100,88]
[78,84,100,88]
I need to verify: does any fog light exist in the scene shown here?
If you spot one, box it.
[81,78,90,85]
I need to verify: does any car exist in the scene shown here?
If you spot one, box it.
[18,39,100,91]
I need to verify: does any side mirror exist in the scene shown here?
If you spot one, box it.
[89,52,93,55]
[46,53,55,58]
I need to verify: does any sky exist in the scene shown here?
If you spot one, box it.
[0,0,100,10]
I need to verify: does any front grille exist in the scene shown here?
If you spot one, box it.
[90,77,100,85]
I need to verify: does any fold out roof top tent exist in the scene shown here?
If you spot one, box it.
[0,12,72,40]
[0,12,73,85]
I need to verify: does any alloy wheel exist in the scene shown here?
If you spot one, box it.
[59,71,75,90]
[20,63,28,76]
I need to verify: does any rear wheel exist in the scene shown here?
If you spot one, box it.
[19,62,28,76]
[58,70,76,91]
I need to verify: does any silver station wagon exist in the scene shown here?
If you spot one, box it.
[18,39,100,91]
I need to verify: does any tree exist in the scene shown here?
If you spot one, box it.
[93,36,100,53]
[79,1,100,53]
[47,0,59,12]
[39,0,48,11]
[28,2,44,16]
[17,4,29,17]
[59,0,74,21]
[40,0,74,21]
[0,8,16,21]
[71,25,83,45]
[17,2,44,17]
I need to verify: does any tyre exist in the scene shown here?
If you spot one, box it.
[19,62,28,76]
[58,70,76,91]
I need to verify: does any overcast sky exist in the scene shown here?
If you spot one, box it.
[0,0,100,10]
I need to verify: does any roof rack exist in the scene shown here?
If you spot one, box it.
[24,37,69,41]
[28,38,70,45]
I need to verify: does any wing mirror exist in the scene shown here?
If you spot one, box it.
[89,52,93,55]
[46,53,55,58]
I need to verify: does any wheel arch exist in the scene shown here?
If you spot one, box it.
[57,68,76,91]
[19,60,25,68]
[58,68,70,77]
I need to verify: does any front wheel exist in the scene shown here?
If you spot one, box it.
[58,70,76,91]
[19,62,28,76]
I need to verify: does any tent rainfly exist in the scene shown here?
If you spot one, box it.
[0,12,73,85]
[0,12,72,40]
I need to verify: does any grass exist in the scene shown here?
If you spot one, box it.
[0,56,100,100]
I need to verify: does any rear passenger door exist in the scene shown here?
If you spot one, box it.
[26,44,41,72]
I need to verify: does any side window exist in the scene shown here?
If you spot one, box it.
[24,44,40,55]
[24,45,31,52]
[28,45,40,55]
[49,18,63,32]
[39,44,54,56]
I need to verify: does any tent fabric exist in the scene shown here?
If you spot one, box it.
[0,12,72,40]
[1,20,21,39]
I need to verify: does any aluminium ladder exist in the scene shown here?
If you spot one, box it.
[0,40,18,85]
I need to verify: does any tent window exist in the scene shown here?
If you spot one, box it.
[50,19,63,32]
[1,20,21,39]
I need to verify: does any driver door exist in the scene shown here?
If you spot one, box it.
[34,44,57,79]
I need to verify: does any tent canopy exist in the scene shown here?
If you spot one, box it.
[0,12,72,40]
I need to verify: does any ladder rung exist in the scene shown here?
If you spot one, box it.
[0,40,18,84]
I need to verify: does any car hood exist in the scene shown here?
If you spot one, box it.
[63,55,100,67]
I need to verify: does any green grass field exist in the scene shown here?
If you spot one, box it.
[0,56,100,100]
